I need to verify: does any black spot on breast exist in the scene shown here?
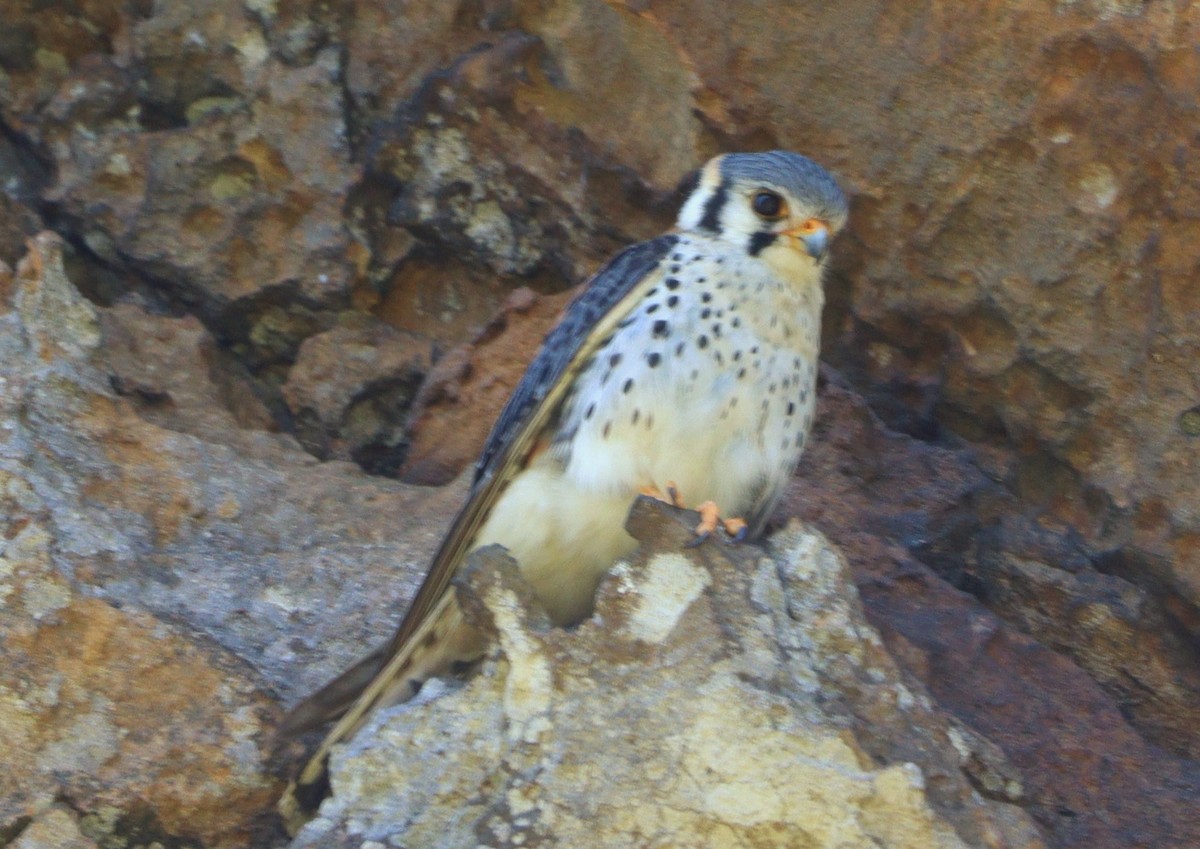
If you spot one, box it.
[675,341,686,356]
[603,421,612,438]
[665,277,681,290]
[586,403,596,419]
[667,295,679,308]
[646,303,660,314]
[786,402,795,416]
[652,320,669,337]
[610,353,622,367]
[632,409,640,424]
[623,378,634,393]
[697,335,709,349]
[647,352,661,367]
[749,231,777,256]
[701,292,712,303]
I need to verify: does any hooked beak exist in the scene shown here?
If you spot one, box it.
[783,221,830,262]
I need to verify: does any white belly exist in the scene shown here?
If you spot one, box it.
[473,463,637,626]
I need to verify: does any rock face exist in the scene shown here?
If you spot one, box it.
[1,2,1198,848]
[293,501,1042,849]
[0,235,464,848]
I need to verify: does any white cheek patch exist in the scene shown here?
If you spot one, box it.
[720,197,769,242]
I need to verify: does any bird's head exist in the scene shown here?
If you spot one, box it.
[676,151,847,280]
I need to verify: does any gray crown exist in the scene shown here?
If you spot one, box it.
[719,151,848,228]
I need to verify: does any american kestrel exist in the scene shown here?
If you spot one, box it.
[279,150,848,818]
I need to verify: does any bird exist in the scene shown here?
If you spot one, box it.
[277,150,848,822]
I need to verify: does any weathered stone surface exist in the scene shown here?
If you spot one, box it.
[293,500,1043,849]
[0,143,43,266]
[282,318,432,474]
[100,302,277,437]
[1,236,279,848]
[785,382,1200,849]
[400,285,573,485]
[5,0,362,371]
[7,806,96,849]
[0,235,469,848]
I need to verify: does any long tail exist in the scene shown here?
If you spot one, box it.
[277,591,485,831]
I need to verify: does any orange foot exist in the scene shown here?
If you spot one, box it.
[690,501,749,546]
[642,482,748,545]
[639,480,686,508]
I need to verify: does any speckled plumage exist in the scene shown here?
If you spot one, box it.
[279,151,848,825]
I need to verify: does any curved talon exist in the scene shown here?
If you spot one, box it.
[724,518,749,543]
[685,531,712,548]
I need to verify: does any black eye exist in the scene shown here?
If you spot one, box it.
[752,190,785,219]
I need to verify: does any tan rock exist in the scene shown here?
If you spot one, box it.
[292,502,1044,849]
[0,235,466,847]
[8,806,97,849]
[282,318,432,473]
